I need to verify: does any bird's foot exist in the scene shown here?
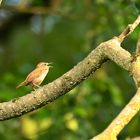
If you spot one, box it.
[32,84,41,90]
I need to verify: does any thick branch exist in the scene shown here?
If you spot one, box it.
[0,38,131,121]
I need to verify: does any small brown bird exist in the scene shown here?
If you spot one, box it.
[16,62,52,89]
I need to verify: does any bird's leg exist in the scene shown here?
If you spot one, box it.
[31,83,41,90]
[34,84,41,88]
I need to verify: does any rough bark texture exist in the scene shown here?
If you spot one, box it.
[0,38,132,121]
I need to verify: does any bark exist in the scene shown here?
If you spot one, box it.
[0,38,131,121]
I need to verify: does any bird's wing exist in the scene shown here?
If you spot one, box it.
[26,68,43,83]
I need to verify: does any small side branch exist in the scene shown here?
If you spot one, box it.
[118,15,140,43]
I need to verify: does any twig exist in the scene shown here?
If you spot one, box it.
[118,15,140,43]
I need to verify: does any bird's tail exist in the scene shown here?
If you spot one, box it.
[16,81,27,89]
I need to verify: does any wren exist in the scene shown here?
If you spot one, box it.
[16,62,52,89]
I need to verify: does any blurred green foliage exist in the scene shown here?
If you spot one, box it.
[0,0,140,140]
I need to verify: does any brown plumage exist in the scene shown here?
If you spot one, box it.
[16,62,52,89]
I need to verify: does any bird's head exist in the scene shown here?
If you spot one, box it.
[36,62,53,68]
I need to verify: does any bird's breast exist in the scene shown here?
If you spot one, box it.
[33,69,49,85]
[40,69,49,79]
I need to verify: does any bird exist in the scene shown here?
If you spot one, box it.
[16,62,52,89]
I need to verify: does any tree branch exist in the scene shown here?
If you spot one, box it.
[118,15,140,43]
[0,38,131,121]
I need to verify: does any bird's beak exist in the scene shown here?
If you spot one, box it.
[48,62,53,68]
